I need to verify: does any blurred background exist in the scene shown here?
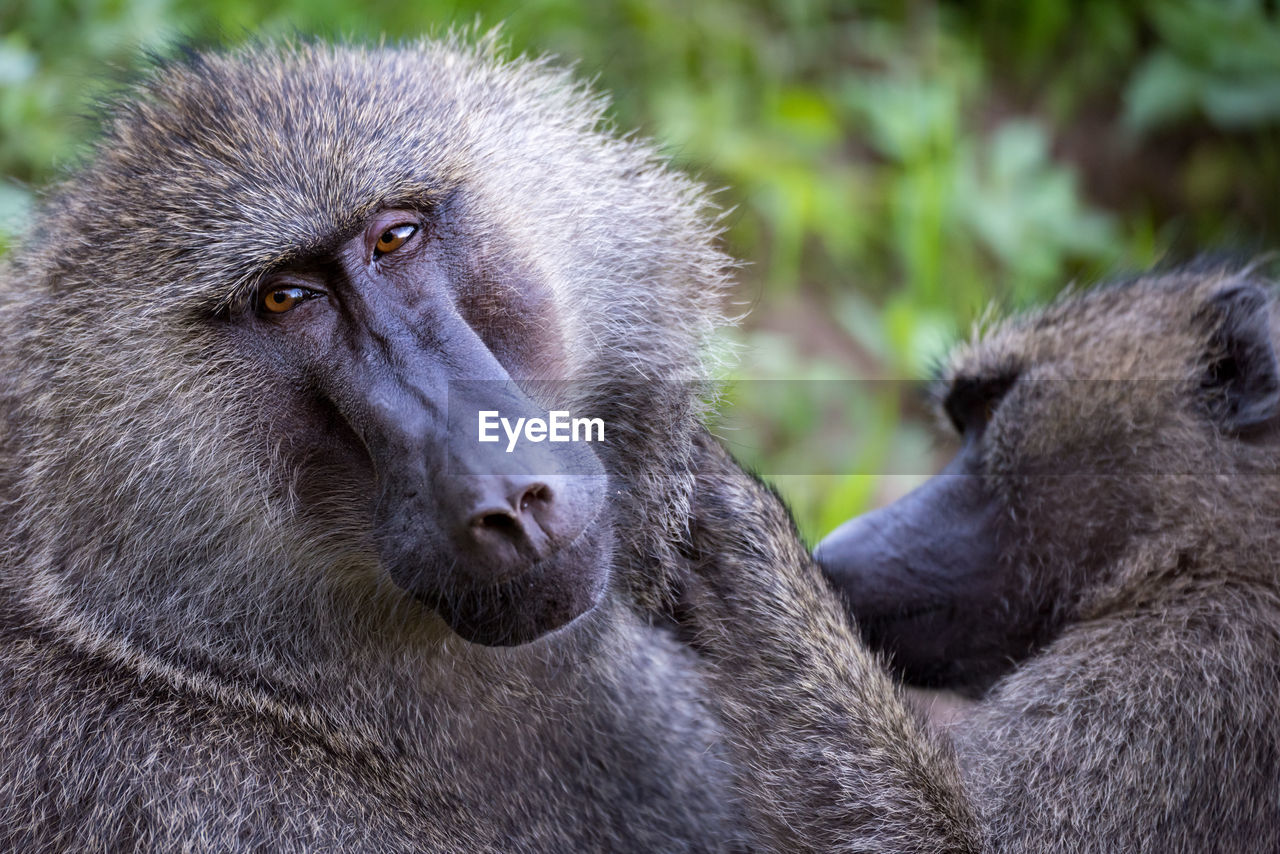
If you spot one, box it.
[4,0,1280,541]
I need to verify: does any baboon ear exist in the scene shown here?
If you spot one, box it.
[1200,283,1280,432]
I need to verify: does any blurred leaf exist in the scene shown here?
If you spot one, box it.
[1126,52,1204,132]
[771,87,841,148]
[1202,77,1280,127]
[0,39,36,85]
[1127,0,1280,131]
[0,182,31,250]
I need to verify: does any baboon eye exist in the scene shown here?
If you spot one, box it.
[374,224,417,257]
[943,373,1017,436]
[259,285,317,315]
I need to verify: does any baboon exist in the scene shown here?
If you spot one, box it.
[817,269,1280,850]
[0,38,976,851]
[678,432,982,853]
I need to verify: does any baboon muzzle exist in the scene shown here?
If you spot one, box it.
[367,378,610,647]
[814,442,1009,686]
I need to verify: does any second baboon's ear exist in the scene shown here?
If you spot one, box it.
[1200,282,1280,432]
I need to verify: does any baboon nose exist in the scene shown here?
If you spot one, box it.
[462,476,557,570]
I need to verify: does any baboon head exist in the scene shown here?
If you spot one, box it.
[1,39,727,651]
[816,270,1280,690]
[230,199,614,647]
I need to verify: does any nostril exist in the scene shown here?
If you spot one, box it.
[517,483,553,513]
[477,511,521,536]
[456,476,563,575]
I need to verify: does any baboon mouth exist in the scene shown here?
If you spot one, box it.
[429,523,612,646]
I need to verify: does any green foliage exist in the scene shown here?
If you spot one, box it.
[1127,0,1280,132]
[4,0,1280,538]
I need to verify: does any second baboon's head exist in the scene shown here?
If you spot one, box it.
[816,269,1280,690]
[1,39,728,650]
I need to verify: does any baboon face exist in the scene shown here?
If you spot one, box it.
[816,273,1280,689]
[233,201,609,646]
[8,44,732,650]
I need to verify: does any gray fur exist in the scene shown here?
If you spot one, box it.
[678,433,983,853]
[948,270,1280,852]
[836,270,1280,852]
[0,35,981,853]
[0,35,1008,854]
[0,37,743,852]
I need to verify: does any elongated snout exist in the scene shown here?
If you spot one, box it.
[304,249,614,647]
[363,371,611,645]
[813,444,1010,687]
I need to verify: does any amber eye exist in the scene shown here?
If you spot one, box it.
[375,224,417,256]
[259,285,312,314]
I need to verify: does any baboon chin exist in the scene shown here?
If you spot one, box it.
[419,515,613,646]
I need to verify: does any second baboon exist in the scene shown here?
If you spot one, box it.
[0,37,977,851]
[817,269,1280,851]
